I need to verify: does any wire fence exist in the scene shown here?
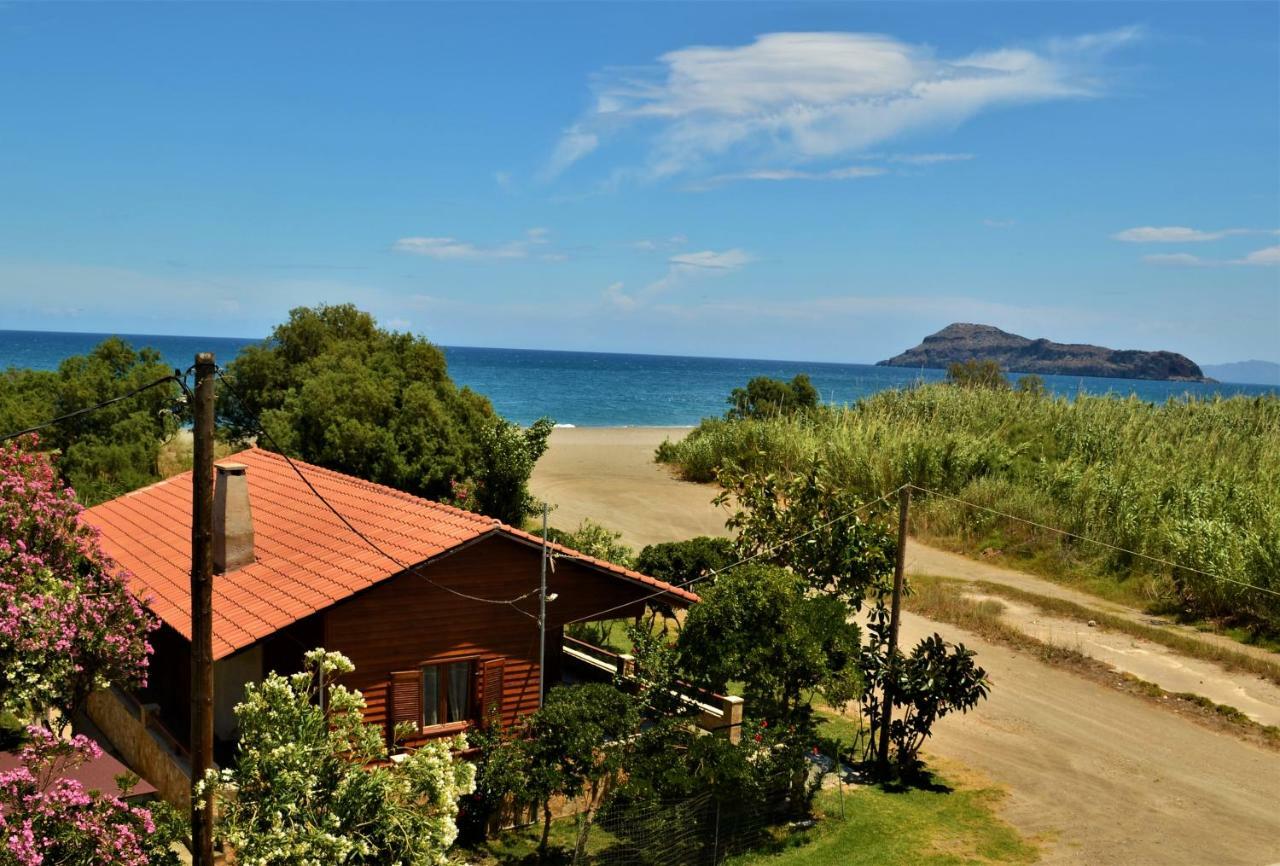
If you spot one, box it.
[576,773,803,866]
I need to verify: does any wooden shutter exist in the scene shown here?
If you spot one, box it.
[389,670,422,741]
[478,658,505,728]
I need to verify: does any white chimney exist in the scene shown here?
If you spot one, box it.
[213,463,254,573]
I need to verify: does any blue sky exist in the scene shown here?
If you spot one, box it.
[1,2,1277,364]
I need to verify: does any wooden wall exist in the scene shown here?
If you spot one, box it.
[325,533,653,739]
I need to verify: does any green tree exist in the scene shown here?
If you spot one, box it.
[677,564,862,727]
[546,519,635,567]
[726,374,819,420]
[220,304,551,523]
[946,359,1009,390]
[716,461,896,605]
[635,536,734,586]
[1015,373,1047,396]
[205,649,476,866]
[483,683,637,861]
[0,338,180,504]
[858,604,989,771]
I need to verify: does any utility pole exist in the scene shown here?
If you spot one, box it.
[877,486,911,774]
[537,502,549,707]
[190,353,215,866]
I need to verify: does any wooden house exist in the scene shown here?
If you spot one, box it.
[80,447,698,759]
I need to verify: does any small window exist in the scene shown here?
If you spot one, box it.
[421,660,474,728]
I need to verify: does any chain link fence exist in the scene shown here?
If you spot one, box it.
[574,774,803,866]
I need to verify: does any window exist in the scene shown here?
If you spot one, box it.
[390,657,504,741]
[422,660,473,727]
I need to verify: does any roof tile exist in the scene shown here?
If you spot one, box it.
[83,448,697,660]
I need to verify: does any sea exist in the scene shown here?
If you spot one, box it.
[2,329,1275,428]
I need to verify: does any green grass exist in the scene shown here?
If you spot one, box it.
[724,781,1036,866]
[656,384,1280,637]
[464,772,1036,866]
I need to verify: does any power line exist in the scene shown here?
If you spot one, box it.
[562,484,907,626]
[905,483,1280,600]
[1,374,183,443]
[213,369,540,616]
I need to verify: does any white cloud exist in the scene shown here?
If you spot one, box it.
[689,165,887,190]
[545,28,1139,180]
[1233,245,1280,266]
[609,248,753,311]
[1142,253,1210,267]
[887,153,975,165]
[392,228,553,261]
[1112,226,1277,243]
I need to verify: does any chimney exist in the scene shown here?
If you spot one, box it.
[213,463,254,573]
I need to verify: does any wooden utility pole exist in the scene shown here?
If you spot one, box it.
[190,353,216,866]
[877,486,911,774]
[537,502,548,707]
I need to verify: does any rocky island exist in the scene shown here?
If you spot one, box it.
[878,323,1211,382]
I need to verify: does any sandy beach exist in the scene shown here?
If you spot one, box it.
[529,427,731,548]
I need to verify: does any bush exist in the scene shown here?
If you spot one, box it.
[205,649,475,866]
[0,442,155,722]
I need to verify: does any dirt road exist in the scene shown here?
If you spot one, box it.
[530,426,1280,865]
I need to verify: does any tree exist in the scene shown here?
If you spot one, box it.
[716,461,895,605]
[635,536,734,586]
[1015,374,1047,396]
[0,441,155,723]
[0,338,181,505]
[946,359,1009,390]
[205,649,476,866]
[220,304,551,523]
[726,374,820,420]
[0,726,183,866]
[482,683,636,861]
[677,565,861,728]
[857,604,989,770]
[546,519,635,567]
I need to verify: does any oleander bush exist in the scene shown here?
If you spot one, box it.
[657,384,1280,634]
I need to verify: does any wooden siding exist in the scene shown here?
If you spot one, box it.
[325,534,656,738]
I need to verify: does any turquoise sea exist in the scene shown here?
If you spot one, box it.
[2,329,1275,428]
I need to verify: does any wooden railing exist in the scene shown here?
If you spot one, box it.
[561,636,744,743]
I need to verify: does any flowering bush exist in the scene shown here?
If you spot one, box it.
[204,649,476,866]
[0,440,155,722]
[0,725,180,866]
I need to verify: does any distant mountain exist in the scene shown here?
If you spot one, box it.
[1200,360,1280,387]
[878,323,1210,382]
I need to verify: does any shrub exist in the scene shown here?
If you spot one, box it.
[0,441,154,722]
[205,649,476,866]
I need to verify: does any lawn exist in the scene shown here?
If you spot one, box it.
[461,764,1036,866]
[725,780,1036,866]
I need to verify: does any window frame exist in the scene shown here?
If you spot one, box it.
[417,656,478,733]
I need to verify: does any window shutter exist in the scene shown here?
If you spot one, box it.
[478,658,505,728]
[389,670,422,739]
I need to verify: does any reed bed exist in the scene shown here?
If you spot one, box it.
[656,386,1280,634]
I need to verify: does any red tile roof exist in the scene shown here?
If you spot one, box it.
[82,448,697,660]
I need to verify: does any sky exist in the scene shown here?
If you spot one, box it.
[1,2,1277,365]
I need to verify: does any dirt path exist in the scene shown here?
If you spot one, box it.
[530,427,1280,864]
[906,543,1280,668]
[891,611,1280,866]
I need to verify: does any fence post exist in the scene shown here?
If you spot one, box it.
[718,695,744,744]
[616,653,635,679]
[712,797,721,866]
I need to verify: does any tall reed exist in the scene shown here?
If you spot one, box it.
[656,386,1280,633]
